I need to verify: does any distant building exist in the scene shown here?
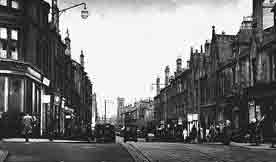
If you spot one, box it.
[121,99,154,130]
[117,97,125,127]
[91,93,98,127]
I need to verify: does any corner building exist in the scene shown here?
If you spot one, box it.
[0,0,89,137]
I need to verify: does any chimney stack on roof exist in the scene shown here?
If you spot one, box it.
[165,66,170,86]
[176,57,182,74]
[80,50,84,67]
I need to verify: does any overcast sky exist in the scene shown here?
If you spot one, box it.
[45,0,251,117]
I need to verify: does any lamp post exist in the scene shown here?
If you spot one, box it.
[51,0,89,32]
[58,2,89,19]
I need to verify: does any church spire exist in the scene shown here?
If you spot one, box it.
[64,29,71,56]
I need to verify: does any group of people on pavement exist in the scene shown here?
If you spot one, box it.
[182,120,232,145]
[181,116,276,148]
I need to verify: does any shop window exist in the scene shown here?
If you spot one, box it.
[0,0,7,6]
[8,78,23,112]
[0,77,5,112]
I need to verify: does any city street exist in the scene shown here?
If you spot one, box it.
[0,139,133,162]
[1,137,276,162]
[121,140,276,162]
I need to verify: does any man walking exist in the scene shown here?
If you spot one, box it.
[191,125,197,143]
[222,120,232,145]
[182,128,187,143]
[22,114,33,142]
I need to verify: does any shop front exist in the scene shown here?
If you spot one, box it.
[64,106,75,137]
[0,60,46,137]
[248,83,276,141]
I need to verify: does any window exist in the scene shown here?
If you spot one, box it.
[0,0,7,6]
[0,77,5,112]
[0,28,19,60]
[0,0,19,9]
[0,28,7,58]
[0,40,7,58]
[11,0,19,9]
[10,41,18,59]
[11,30,17,40]
[0,28,7,39]
[8,78,23,112]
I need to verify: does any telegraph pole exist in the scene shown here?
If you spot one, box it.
[104,100,107,123]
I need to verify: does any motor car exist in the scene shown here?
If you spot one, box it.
[94,123,116,143]
[145,132,156,142]
[123,125,138,142]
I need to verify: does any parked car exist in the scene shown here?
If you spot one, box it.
[123,125,138,142]
[94,123,116,143]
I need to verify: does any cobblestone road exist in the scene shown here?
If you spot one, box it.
[127,142,276,162]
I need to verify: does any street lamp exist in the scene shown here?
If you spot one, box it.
[58,2,89,19]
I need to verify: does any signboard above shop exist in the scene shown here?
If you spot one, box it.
[263,0,276,29]
[27,67,41,80]
[43,77,50,87]
[187,114,198,122]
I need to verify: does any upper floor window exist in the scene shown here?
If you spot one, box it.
[0,28,7,58]
[0,27,19,60]
[11,0,18,9]
[0,0,7,6]
[0,0,19,9]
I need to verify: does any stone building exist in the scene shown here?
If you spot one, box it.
[117,97,125,127]
[154,58,194,131]
[247,0,276,140]
[0,0,93,137]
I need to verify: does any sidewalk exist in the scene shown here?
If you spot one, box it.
[0,141,9,162]
[0,150,8,162]
[230,142,276,150]
[2,138,88,143]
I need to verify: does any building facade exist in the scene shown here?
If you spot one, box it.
[153,1,276,141]
[0,0,93,137]
[121,99,154,130]
[116,97,125,127]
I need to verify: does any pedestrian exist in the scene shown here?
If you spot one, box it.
[271,120,276,148]
[0,116,3,140]
[205,128,210,142]
[248,118,257,144]
[22,114,33,142]
[199,127,203,143]
[208,125,216,142]
[222,120,232,145]
[191,125,197,143]
[182,128,188,143]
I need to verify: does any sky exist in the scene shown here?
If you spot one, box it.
[45,0,252,118]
